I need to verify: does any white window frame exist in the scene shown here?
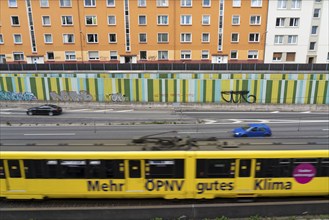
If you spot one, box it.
[46,51,54,60]
[201,50,209,59]
[63,34,74,43]
[110,51,118,60]
[65,51,76,61]
[87,34,98,43]
[277,0,287,9]
[42,16,51,26]
[13,52,24,61]
[272,52,282,61]
[8,0,17,7]
[232,15,240,25]
[202,0,211,7]
[139,33,147,43]
[287,35,298,44]
[289,18,299,27]
[157,15,169,25]
[250,15,261,25]
[85,15,97,25]
[11,16,20,26]
[40,0,49,7]
[108,15,116,25]
[84,0,96,7]
[180,15,192,25]
[158,51,168,60]
[88,51,99,60]
[274,35,284,44]
[44,34,52,43]
[231,33,239,42]
[249,33,260,42]
[107,0,115,7]
[61,16,73,25]
[230,50,238,59]
[311,26,318,35]
[251,0,262,7]
[158,33,169,43]
[201,33,210,43]
[181,0,192,7]
[232,0,241,7]
[276,17,285,27]
[108,33,117,43]
[0,34,3,44]
[180,50,191,59]
[13,34,22,44]
[248,50,258,59]
[181,33,192,43]
[138,0,146,7]
[157,0,168,7]
[202,15,210,25]
[313,9,320,18]
[291,0,301,9]
[60,0,71,7]
[138,15,147,25]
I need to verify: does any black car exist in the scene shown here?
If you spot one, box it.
[27,104,62,116]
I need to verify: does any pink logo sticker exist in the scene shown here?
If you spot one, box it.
[293,163,316,184]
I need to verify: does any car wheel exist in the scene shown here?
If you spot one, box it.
[27,111,33,116]
[48,112,54,116]
[265,133,271,137]
[242,134,248,137]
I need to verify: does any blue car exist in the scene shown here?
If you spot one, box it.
[232,124,272,137]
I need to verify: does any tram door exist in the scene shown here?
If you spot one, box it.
[5,160,25,192]
[235,159,254,194]
[126,160,144,192]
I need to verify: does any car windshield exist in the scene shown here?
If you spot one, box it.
[241,126,251,131]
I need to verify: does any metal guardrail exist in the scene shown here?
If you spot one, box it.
[0,63,328,72]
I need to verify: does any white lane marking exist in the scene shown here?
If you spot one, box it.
[116,109,133,112]
[229,119,243,124]
[24,133,76,136]
[203,119,217,124]
[94,109,114,113]
[178,131,227,134]
[67,109,90,112]
[0,112,12,115]
[301,111,311,113]
[271,111,280,113]
[323,129,329,131]
[0,112,25,115]
[0,108,15,111]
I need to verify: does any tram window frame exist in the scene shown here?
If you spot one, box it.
[319,158,329,177]
[8,160,22,178]
[196,159,235,178]
[0,160,5,178]
[145,159,184,179]
[255,159,292,178]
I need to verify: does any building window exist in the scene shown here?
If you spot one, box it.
[85,16,97,25]
[60,0,71,7]
[181,15,192,25]
[291,0,301,9]
[251,0,262,7]
[139,33,147,43]
[249,33,259,42]
[277,0,287,8]
[202,0,211,7]
[107,0,115,7]
[61,16,73,25]
[88,51,99,60]
[65,51,76,60]
[274,35,284,44]
[201,50,209,59]
[157,15,168,25]
[158,33,168,43]
[108,15,116,25]
[8,0,17,7]
[13,34,22,44]
[181,33,192,43]
[230,50,238,59]
[231,33,239,42]
[87,34,98,43]
[248,50,258,59]
[287,35,298,44]
[13,52,24,61]
[289,18,299,27]
[11,16,19,26]
[40,0,49,7]
[138,15,146,25]
[0,34,3,44]
[84,0,96,7]
[313,9,320,18]
[250,16,261,25]
[202,15,210,25]
[276,18,285,27]
[311,26,318,35]
[47,52,54,60]
[309,42,316,50]
[202,33,210,42]
[272,52,282,61]
[286,52,295,61]
[158,51,168,60]
[108,33,117,43]
[181,0,192,7]
[232,15,240,25]
[110,51,118,60]
[42,16,51,26]
[63,34,74,43]
[157,0,168,7]
[232,0,240,7]
[140,51,147,60]
[181,50,191,59]
[327,52,329,61]
[138,0,146,7]
[44,34,52,43]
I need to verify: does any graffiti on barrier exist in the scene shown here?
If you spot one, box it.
[221,90,256,104]
[108,93,127,102]
[0,91,38,101]
[50,90,93,102]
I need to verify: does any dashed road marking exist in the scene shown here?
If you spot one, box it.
[24,133,76,136]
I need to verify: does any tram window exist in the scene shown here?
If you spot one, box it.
[8,160,21,178]
[196,159,235,178]
[293,158,319,177]
[87,160,124,179]
[46,160,60,178]
[145,159,184,179]
[255,159,292,178]
[319,159,329,177]
[0,160,5,178]
[60,160,86,179]
[24,160,46,178]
